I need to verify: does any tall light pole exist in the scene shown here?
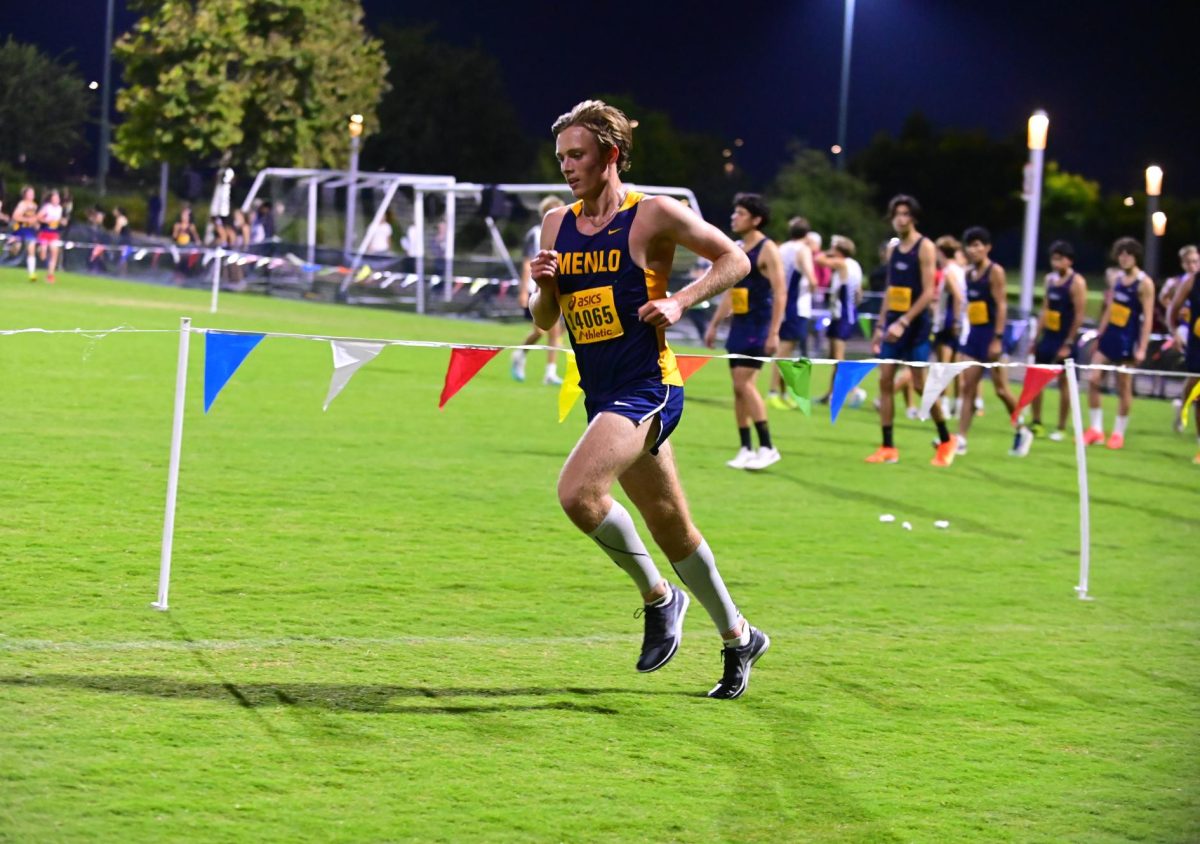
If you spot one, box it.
[1018,110,1049,326]
[1144,165,1163,280]
[98,0,115,195]
[344,113,363,262]
[835,0,856,170]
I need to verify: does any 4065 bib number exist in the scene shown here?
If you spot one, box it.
[560,285,624,344]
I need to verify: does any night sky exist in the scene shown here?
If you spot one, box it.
[9,0,1198,194]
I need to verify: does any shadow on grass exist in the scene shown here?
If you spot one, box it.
[0,674,698,716]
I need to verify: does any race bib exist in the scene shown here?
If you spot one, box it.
[886,286,911,313]
[1044,311,1061,332]
[560,286,624,344]
[1109,303,1131,328]
[730,288,749,315]
[967,300,990,326]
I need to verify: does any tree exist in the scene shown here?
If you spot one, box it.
[0,38,91,173]
[113,0,388,172]
[768,145,890,270]
[1041,161,1101,233]
[364,26,531,182]
[851,113,1026,238]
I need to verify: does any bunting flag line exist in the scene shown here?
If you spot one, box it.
[776,359,813,416]
[204,331,265,413]
[830,361,877,423]
[558,355,583,422]
[438,347,501,409]
[858,314,874,338]
[918,361,972,421]
[1182,379,1200,426]
[1012,366,1060,423]
[675,354,711,383]
[324,340,385,411]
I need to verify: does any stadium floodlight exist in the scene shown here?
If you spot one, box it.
[1144,165,1163,279]
[1152,211,1167,237]
[345,115,364,261]
[1018,110,1049,331]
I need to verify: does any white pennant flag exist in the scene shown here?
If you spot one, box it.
[919,361,972,420]
[324,340,385,410]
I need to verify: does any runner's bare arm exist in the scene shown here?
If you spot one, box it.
[637,197,749,327]
[529,206,569,332]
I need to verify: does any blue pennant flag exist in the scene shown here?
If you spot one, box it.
[204,332,265,413]
[830,360,877,423]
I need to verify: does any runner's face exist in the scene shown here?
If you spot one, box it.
[729,206,759,236]
[556,126,611,199]
[1050,254,1072,274]
[891,206,913,235]
[965,240,990,266]
[1181,253,1200,274]
[1117,250,1137,271]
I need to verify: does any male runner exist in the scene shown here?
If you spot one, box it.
[1167,262,1200,462]
[866,195,955,465]
[11,186,40,281]
[767,216,816,409]
[953,227,1032,457]
[1030,240,1088,440]
[1084,238,1155,449]
[704,193,786,471]
[512,195,566,385]
[529,100,769,699]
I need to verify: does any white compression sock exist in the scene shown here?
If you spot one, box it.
[1113,415,1129,436]
[1090,408,1104,431]
[670,539,740,635]
[587,500,663,595]
[27,251,36,276]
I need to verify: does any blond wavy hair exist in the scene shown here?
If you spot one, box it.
[551,100,633,173]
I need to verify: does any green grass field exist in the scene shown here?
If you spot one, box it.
[2,269,1197,843]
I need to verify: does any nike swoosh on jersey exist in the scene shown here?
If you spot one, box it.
[607,227,623,235]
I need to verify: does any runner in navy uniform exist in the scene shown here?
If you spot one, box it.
[704,193,787,471]
[953,227,1032,457]
[1030,240,1088,440]
[529,100,770,699]
[1167,259,1200,462]
[866,195,955,466]
[1084,238,1155,449]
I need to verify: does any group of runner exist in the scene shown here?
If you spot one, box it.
[0,186,67,284]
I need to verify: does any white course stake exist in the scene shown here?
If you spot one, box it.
[209,247,223,313]
[1065,360,1093,601]
[154,316,192,610]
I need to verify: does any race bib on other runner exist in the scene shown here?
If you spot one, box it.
[967,301,990,326]
[560,286,624,344]
[886,286,911,313]
[1109,303,1131,328]
[730,288,749,315]
[1044,311,1061,332]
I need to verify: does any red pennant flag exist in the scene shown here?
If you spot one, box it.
[675,355,711,383]
[439,347,501,409]
[1012,366,1060,423]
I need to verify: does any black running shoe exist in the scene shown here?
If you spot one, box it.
[634,584,689,672]
[707,626,770,699]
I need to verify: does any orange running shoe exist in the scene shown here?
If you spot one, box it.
[1082,428,1105,446]
[930,439,957,467]
[1106,432,1125,450]
[865,446,899,464]
[1193,451,1200,465]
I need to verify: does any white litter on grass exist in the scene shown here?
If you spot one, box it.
[934,520,950,529]
[901,521,913,531]
[879,514,896,523]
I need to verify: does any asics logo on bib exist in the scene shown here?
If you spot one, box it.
[557,249,622,276]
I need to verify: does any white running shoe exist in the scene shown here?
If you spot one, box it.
[744,446,782,471]
[1048,430,1065,442]
[726,447,755,469]
[1010,426,1034,457]
[510,350,526,382]
[543,371,563,386]
[955,434,968,455]
[905,406,920,420]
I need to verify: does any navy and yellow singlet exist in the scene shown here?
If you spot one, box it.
[553,191,681,401]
